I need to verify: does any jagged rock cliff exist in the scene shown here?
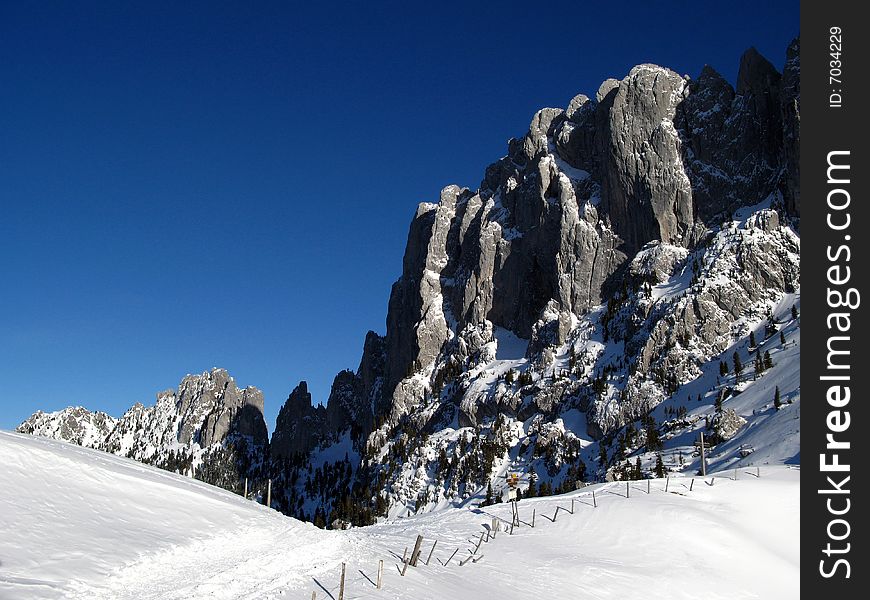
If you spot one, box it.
[269,39,801,522]
[17,369,268,494]
[16,407,117,449]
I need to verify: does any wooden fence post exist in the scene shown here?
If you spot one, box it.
[266,479,271,507]
[626,481,630,498]
[410,535,424,566]
[474,532,484,553]
[444,548,459,566]
[592,489,597,508]
[700,432,707,476]
[665,476,670,493]
[401,559,409,576]
[338,562,346,600]
[243,477,248,499]
[757,466,761,478]
[402,547,408,563]
[690,478,695,491]
[734,468,738,481]
[377,559,383,589]
[553,507,558,522]
[570,498,575,514]
[532,509,536,528]
[311,591,316,600]
[425,540,438,565]
[647,479,650,494]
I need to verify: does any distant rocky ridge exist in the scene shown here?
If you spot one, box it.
[17,406,117,449]
[17,369,270,493]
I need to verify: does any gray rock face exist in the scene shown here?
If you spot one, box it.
[780,38,800,219]
[710,408,747,444]
[174,368,268,448]
[270,381,326,459]
[16,407,117,449]
[271,332,384,459]
[17,369,269,495]
[600,64,697,251]
[100,368,268,462]
[364,43,801,435]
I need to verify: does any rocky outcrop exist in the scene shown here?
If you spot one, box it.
[16,407,117,449]
[104,368,268,462]
[17,369,268,491]
[270,382,325,459]
[271,332,384,459]
[710,408,748,444]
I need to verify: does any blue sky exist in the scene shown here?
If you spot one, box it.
[0,1,798,432]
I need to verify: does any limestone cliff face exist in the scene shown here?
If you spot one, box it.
[360,42,800,436]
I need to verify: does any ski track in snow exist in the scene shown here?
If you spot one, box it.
[1,431,798,600]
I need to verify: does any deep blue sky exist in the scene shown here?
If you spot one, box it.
[0,1,798,432]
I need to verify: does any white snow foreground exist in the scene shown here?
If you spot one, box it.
[0,431,798,600]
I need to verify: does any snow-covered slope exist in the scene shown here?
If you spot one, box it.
[0,430,798,599]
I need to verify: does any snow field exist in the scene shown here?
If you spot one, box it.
[1,431,798,600]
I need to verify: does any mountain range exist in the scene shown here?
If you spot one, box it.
[17,38,801,527]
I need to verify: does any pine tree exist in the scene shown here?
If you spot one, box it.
[791,304,799,320]
[598,443,608,467]
[766,317,777,338]
[645,416,662,452]
[719,361,728,377]
[774,386,782,409]
[764,350,774,370]
[754,353,764,379]
[484,482,493,506]
[634,456,643,480]
[655,453,665,478]
[733,351,743,382]
[714,389,724,414]
[749,331,757,348]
